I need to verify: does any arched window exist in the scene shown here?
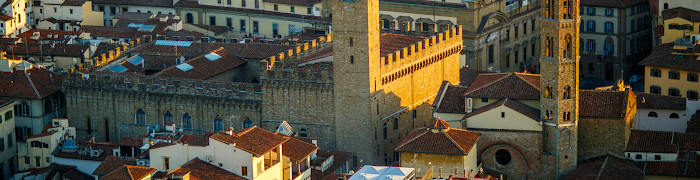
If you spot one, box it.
[214,115,223,132]
[648,112,658,117]
[393,118,398,130]
[243,117,253,128]
[182,113,192,129]
[163,111,173,125]
[299,128,307,137]
[670,113,679,119]
[186,13,194,24]
[545,86,553,98]
[663,3,668,10]
[545,38,551,57]
[495,149,511,165]
[87,117,92,135]
[565,34,573,58]
[563,86,571,99]
[136,109,145,124]
[383,123,387,140]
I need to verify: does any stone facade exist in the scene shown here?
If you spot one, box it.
[539,0,581,176]
[471,129,555,180]
[64,74,262,142]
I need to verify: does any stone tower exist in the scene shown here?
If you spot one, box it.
[332,0,381,164]
[539,0,580,176]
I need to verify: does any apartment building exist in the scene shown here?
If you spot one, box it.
[579,0,652,80]
[0,100,16,179]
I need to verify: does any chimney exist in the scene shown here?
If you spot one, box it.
[226,128,234,136]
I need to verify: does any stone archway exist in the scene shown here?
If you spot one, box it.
[479,143,529,179]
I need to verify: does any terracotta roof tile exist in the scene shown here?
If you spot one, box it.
[101,165,156,180]
[395,119,479,155]
[639,43,700,73]
[149,142,175,149]
[262,0,321,6]
[154,48,247,80]
[3,43,89,57]
[379,33,426,59]
[635,92,686,110]
[579,90,633,118]
[635,161,700,177]
[282,136,319,161]
[92,156,138,176]
[464,73,541,100]
[178,134,210,146]
[0,14,12,21]
[434,82,469,113]
[0,68,62,99]
[662,7,700,21]
[687,110,700,133]
[562,153,644,180]
[460,67,492,87]
[210,126,288,156]
[93,0,174,7]
[169,158,246,180]
[627,130,700,153]
[118,137,143,147]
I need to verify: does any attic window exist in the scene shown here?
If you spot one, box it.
[501,112,505,118]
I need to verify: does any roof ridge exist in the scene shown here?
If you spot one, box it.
[24,71,41,98]
[442,128,469,154]
[463,73,511,95]
[394,129,428,151]
[514,73,540,90]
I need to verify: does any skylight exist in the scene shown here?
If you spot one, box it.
[154,40,193,47]
[176,63,194,72]
[127,56,143,65]
[109,65,128,73]
[204,53,222,61]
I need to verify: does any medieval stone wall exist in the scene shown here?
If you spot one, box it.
[472,129,555,180]
[63,73,262,142]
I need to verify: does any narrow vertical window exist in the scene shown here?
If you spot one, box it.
[349,37,353,47]
[350,56,354,64]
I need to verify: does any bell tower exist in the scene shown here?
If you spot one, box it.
[540,0,580,176]
[332,0,381,164]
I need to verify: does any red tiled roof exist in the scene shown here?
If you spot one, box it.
[149,142,175,149]
[459,66,491,87]
[463,73,541,100]
[118,137,143,147]
[311,149,353,179]
[579,90,633,118]
[433,81,469,113]
[395,119,479,155]
[93,0,174,7]
[627,130,700,153]
[429,118,451,129]
[562,153,644,180]
[0,68,62,99]
[169,158,246,180]
[262,0,321,6]
[282,136,319,161]
[3,43,89,57]
[178,134,210,146]
[662,7,700,21]
[210,126,289,156]
[101,165,156,180]
[635,92,686,110]
[62,0,86,6]
[379,33,426,59]
[635,161,700,177]
[639,43,700,73]
[155,48,247,80]
[462,99,540,121]
[92,156,138,176]
[687,110,700,133]
[17,29,81,40]
[580,0,647,8]
[0,14,13,21]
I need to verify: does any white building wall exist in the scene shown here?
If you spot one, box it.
[626,152,678,161]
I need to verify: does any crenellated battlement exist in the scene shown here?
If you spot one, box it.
[261,34,333,73]
[62,72,262,100]
[379,26,463,85]
[70,38,147,73]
